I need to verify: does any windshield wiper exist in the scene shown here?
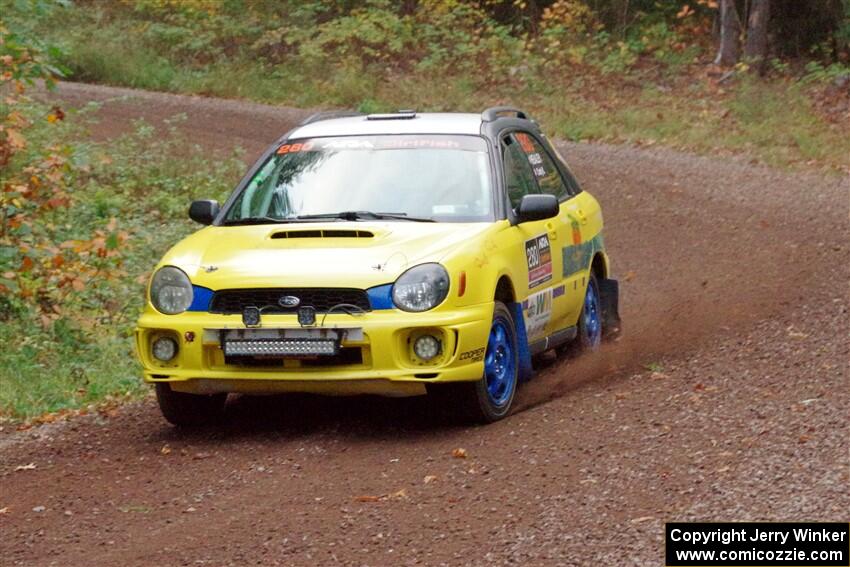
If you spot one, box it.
[221,216,299,226]
[296,211,435,222]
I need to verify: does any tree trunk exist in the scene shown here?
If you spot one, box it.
[714,0,742,66]
[744,0,770,74]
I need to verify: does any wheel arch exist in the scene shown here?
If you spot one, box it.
[590,251,609,281]
[494,274,516,304]
[491,273,533,382]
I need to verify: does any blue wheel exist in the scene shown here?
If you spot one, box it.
[558,274,603,357]
[427,301,518,423]
[581,275,602,349]
[484,314,516,408]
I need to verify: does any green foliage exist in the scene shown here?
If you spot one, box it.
[800,60,850,84]
[0,101,244,419]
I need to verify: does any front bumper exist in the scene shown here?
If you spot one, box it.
[135,302,493,396]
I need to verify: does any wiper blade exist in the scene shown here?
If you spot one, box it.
[296,211,435,222]
[221,216,298,226]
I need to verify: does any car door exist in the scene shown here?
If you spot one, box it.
[544,143,605,325]
[500,132,566,342]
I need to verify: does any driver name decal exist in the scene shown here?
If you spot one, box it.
[526,234,552,288]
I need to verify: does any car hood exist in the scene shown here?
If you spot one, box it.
[162,221,495,289]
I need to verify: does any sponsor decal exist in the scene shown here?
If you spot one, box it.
[526,234,553,288]
[322,139,375,150]
[552,284,566,298]
[515,133,547,178]
[562,233,604,278]
[278,136,483,155]
[523,288,553,339]
[570,216,582,245]
[381,139,460,149]
[459,347,486,362]
[515,132,535,153]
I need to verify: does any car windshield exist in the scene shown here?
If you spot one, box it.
[223,135,493,223]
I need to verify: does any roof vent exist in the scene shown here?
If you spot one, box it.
[481,106,531,122]
[366,110,417,121]
[271,229,375,239]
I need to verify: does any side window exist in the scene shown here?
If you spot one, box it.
[550,144,582,194]
[502,135,539,210]
[514,132,570,200]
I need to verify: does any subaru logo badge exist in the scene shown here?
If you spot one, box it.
[279,295,300,308]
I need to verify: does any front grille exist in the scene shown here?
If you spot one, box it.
[209,288,371,314]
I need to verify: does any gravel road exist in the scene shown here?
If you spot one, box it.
[1,82,847,566]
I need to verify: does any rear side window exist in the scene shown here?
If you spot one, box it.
[513,132,570,200]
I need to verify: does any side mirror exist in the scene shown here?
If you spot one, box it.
[516,194,559,223]
[189,200,220,225]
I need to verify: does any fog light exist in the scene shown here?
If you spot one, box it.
[152,337,178,362]
[413,334,441,361]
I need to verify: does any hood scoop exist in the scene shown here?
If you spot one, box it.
[270,229,375,240]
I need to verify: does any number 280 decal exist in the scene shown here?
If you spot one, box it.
[526,234,552,288]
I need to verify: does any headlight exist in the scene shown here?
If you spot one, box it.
[392,263,450,312]
[150,266,193,315]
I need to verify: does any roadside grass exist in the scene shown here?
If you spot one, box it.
[57,50,850,171]
[0,109,245,421]
[60,55,850,173]
[13,1,848,173]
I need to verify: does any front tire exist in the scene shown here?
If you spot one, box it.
[155,383,227,426]
[429,301,518,423]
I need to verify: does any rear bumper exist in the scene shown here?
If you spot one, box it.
[135,302,493,396]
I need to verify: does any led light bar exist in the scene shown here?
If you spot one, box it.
[224,339,338,357]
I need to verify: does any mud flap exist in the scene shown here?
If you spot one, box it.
[509,302,534,382]
[598,278,622,338]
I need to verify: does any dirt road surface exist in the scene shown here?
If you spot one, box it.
[1,83,848,566]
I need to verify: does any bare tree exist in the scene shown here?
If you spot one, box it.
[715,0,743,66]
[744,0,771,73]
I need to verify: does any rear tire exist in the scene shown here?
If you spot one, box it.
[559,274,603,357]
[428,301,518,423]
[155,383,227,426]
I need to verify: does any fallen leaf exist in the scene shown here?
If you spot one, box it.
[0,507,8,514]
[798,435,811,444]
[623,270,636,282]
[451,448,468,459]
[388,488,408,500]
[14,463,36,471]
[160,445,171,455]
[355,495,381,503]
[631,516,654,524]
[193,452,212,460]
[423,475,438,484]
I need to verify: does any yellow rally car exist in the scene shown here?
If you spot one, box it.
[136,107,620,425]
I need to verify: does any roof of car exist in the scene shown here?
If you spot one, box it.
[289,112,484,139]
